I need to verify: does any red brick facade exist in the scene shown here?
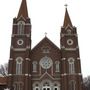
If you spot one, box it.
[0,0,84,90]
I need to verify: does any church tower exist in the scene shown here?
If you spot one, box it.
[60,7,83,90]
[4,0,84,90]
[7,0,32,90]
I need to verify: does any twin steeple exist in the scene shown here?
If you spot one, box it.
[17,0,72,27]
[63,7,72,27]
[17,0,28,18]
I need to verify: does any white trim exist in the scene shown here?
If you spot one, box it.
[51,64,53,75]
[55,61,60,72]
[68,57,75,74]
[17,21,25,35]
[61,34,77,37]
[9,58,13,60]
[13,48,26,51]
[67,39,73,45]
[65,24,73,30]
[32,61,37,72]
[61,58,66,61]
[4,88,10,90]
[34,87,40,90]
[26,34,30,37]
[8,74,12,76]
[32,78,61,81]
[61,73,82,76]
[61,46,65,49]
[26,58,31,61]
[78,73,82,75]
[16,57,23,75]
[61,73,67,76]
[17,15,26,21]
[77,57,80,60]
[12,34,30,37]
[12,74,31,76]
[39,65,41,75]
[17,39,24,45]
[26,46,30,49]
[13,23,31,26]
[61,34,64,37]
[40,72,54,80]
[53,86,58,90]
[11,45,30,51]
[64,48,77,51]
[29,74,31,77]
[24,74,31,76]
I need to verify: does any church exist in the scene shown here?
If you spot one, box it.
[0,0,85,90]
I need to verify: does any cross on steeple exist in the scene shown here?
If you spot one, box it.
[45,32,47,37]
[63,5,72,27]
[64,4,68,8]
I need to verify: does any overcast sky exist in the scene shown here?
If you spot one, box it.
[0,0,90,77]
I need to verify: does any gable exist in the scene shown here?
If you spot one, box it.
[31,37,60,52]
[31,37,61,60]
[31,37,61,75]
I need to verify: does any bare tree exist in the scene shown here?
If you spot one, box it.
[83,76,90,90]
[0,63,8,76]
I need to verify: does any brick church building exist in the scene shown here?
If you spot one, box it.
[0,0,85,90]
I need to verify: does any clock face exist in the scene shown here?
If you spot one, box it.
[40,56,53,69]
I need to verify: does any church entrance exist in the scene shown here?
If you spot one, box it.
[42,81,51,90]
[33,80,60,90]
[42,86,51,90]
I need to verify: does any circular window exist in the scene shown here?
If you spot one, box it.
[17,39,24,45]
[67,39,73,45]
[68,57,75,63]
[40,56,53,69]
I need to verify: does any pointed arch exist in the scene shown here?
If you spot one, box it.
[33,82,40,90]
[32,61,37,72]
[18,21,25,35]
[16,57,23,75]
[55,61,60,72]
[13,82,23,90]
[68,57,75,74]
[69,80,76,90]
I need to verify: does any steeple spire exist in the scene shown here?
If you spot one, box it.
[17,0,28,18]
[63,6,72,27]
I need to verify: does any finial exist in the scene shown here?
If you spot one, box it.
[64,4,68,8]
[45,32,47,37]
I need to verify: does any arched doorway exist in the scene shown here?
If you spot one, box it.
[33,80,60,90]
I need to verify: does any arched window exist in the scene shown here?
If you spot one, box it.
[68,58,75,74]
[53,82,60,90]
[35,87,40,90]
[54,87,58,90]
[18,21,25,35]
[33,82,40,90]
[14,82,23,90]
[67,29,71,34]
[55,61,60,72]
[69,80,76,90]
[41,47,50,53]
[16,57,23,75]
[32,61,37,72]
